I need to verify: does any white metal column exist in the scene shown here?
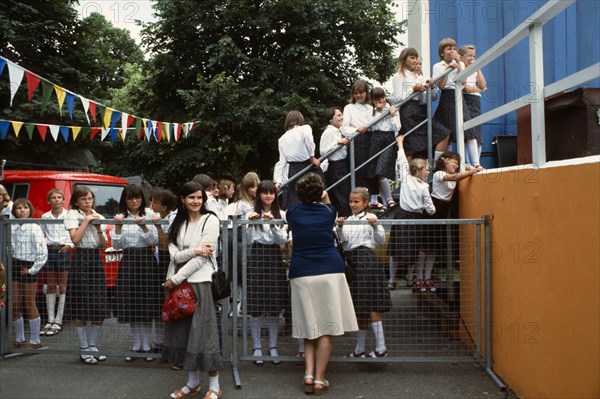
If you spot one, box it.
[529,23,546,166]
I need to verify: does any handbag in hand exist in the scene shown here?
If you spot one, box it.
[161,280,197,323]
[210,258,231,301]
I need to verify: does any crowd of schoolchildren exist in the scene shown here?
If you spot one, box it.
[0,38,485,398]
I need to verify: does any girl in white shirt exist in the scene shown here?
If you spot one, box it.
[40,189,73,337]
[392,47,451,162]
[64,186,109,365]
[387,135,436,292]
[432,38,474,151]
[342,80,373,191]
[11,198,48,349]
[459,44,487,167]
[163,181,223,399]
[320,106,351,217]
[336,188,391,358]
[112,184,159,362]
[422,153,482,292]
[273,110,322,210]
[245,180,288,365]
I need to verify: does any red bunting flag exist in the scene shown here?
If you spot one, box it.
[25,71,41,104]
[157,121,163,142]
[90,127,101,141]
[89,101,97,125]
[36,124,48,141]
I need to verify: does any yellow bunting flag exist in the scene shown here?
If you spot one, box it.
[53,85,67,116]
[103,108,113,129]
[72,126,82,140]
[11,121,23,137]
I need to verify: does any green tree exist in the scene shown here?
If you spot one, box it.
[138,0,405,182]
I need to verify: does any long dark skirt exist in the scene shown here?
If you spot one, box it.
[162,282,223,372]
[464,94,482,143]
[246,243,288,316]
[325,158,352,217]
[433,89,474,142]
[427,197,453,252]
[387,208,427,264]
[401,101,451,155]
[347,246,391,316]
[69,248,109,322]
[365,130,397,180]
[279,160,326,210]
[351,130,372,188]
[114,246,162,323]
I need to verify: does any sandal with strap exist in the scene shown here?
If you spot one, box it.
[303,375,314,394]
[202,388,222,399]
[79,347,98,365]
[42,323,54,336]
[170,383,201,399]
[50,323,62,335]
[313,379,330,396]
[90,346,107,361]
[269,347,281,365]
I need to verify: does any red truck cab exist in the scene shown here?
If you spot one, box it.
[1,169,128,288]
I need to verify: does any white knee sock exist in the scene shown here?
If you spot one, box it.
[13,317,25,342]
[378,178,393,203]
[141,322,151,351]
[424,253,436,281]
[29,317,41,344]
[88,324,101,348]
[46,293,56,324]
[208,375,220,392]
[55,294,66,325]
[249,316,263,350]
[267,317,279,349]
[77,325,89,349]
[371,321,386,352]
[389,257,396,283]
[466,139,480,166]
[355,329,367,353]
[131,322,141,351]
[416,251,426,281]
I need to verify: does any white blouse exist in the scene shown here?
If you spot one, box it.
[432,60,466,90]
[64,209,107,248]
[320,125,348,162]
[396,148,436,215]
[342,102,373,136]
[370,106,401,132]
[432,171,457,202]
[391,70,426,102]
[336,212,385,251]
[111,210,158,249]
[11,222,48,275]
[41,209,74,247]
[245,210,288,246]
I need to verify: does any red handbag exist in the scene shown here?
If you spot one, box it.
[161,280,197,323]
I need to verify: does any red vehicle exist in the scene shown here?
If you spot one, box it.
[1,169,128,288]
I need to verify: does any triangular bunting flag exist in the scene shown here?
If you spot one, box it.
[25,123,35,140]
[49,125,60,141]
[59,126,70,142]
[175,123,182,141]
[53,85,67,116]
[36,124,48,141]
[25,71,41,104]
[90,127,100,141]
[41,81,54,115]
[156,121,163,142]
[135,118,142,140]
[89,101,97,125]
[65,92,75,120]
[103,107,113,129]
[164,122,170,142]
[145,120,153,141]
[72,126,82,141]
[7,61,25,107]
[0,121,9,139]
[11,121,23,137]
[79,96,91,125]
[109,111,121,129]
[110,128,119,142]
[101,127,110,141]
[0,58,6,76]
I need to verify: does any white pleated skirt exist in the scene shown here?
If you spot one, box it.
[290,273,359,340]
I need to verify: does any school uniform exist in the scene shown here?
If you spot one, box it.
[463,72,483,143]
[11,222,48,283]
[244,210,289,316]
[41,209,73,271]
[428,170,457,250]
[366,107,400,180]
[342,102,373,187]
[393,70,450,156]
[64,210,109,321]
[432,60,474,142]
[320,124,351,217]
[336,212,391,316]
[387,147,436,264]
[273,125,324,209]
[111,210,160,323]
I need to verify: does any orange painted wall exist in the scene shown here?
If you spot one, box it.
[458,160,600,399]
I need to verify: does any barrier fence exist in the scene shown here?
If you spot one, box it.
[0,215,490,388]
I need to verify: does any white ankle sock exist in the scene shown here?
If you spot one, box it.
[29,317,41,344]
[208,375,220,392]
[13,317,25,342]
[355,330,367,353]
[46,294,56,324]
[186,370,200,390]
[371,321,386,352]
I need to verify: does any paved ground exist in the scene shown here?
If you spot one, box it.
[0,349,515,399]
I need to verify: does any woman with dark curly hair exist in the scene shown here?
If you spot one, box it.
[285,173,357,395]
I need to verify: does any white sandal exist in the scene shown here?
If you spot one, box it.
[50,323,62,335]
[90,346,107,361]
[42,323,54,336]
[80,347,98,365]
